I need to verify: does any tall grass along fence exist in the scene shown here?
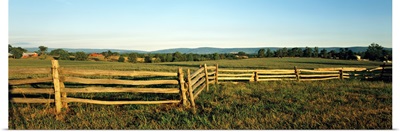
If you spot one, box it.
[9,61,390,115]
[9,60,188,115]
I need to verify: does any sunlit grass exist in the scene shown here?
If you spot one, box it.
[8,58,391,129]
[9,80,391,129]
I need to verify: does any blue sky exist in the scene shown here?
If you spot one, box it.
[8,0,392,51]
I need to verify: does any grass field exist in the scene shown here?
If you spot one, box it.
[9,57,383,69]
[8,58,391,129]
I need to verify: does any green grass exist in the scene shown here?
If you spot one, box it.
[9,57,382,70]
[9,80,391,129]
[8,58,391,129]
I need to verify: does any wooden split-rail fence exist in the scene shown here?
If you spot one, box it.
[217,67,351,82]
[216,65,391,82]
[9,60,189,115]
[9,60,391,116]
[186,64,218,107]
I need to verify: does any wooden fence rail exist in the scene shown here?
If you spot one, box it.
[60,68,177,77]
[186,64,217,107]
[9,60,187,115]
[216,65,389,83]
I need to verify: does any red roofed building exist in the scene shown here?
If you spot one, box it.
[89,53,104,57]
[21,52,38,58]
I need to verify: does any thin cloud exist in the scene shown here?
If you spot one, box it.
[11,42,34,46]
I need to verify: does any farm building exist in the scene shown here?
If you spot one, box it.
[21,52,38,58]
[89,53,104,57]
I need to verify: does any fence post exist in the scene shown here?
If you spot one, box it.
[60,81,68,109]
[294,66,300,81]
[51,60,62,114]
[203,64,209,92]
[187,69,195,107]
[380,63,385,79]
[254,72,259,82]
[339,70,344,80]
[178,68,188,107]
[250,72,255,82]
[215,64,219,84]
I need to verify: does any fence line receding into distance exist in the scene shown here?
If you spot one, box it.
[9,60,391,116]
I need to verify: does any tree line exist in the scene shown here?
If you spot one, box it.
[256,43,392,61]
[8,43,391,62]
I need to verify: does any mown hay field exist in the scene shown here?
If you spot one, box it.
[8,58,391,129]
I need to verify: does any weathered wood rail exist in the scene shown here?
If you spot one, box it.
[9,60,187,115]
[217,67,345,82]
[216,65,391,82]
[186,64,217,107]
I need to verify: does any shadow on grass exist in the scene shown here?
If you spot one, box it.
[9,84,28,129]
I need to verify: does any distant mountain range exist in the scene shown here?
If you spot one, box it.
[25,46,392,54]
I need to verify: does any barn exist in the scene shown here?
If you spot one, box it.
[89,53,104,57]
[21,52,38,58]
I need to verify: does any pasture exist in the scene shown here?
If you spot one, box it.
[8,58,391,129]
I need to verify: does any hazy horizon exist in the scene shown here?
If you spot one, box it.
[9,0,392,51]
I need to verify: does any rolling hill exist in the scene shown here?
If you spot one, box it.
[24,46,392,54]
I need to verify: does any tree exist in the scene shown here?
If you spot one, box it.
[266,48,273,57]
[75,52,88,61]
[338,48,346,59]
[320,49,328,58]
[102,50,113,59]
[274,49,283,57]
[288,48,296,57]
[238,51,246,56]
[383,49,392,61]
[38,46,48,56]
[347,49,355,60]
[172,52,183,62]
[282,47,288,57]
[8,45,27,59]
[303,47,312,57]
[296,48,303,57]
[118,55,125,62]
[213,53,220,60]
[193,54,201,61]
[10,49,23,59]
[364,43,384,61]
[112,52,120,56]
[313,47,319,57]
[328,50,336,59]
[187,53,194,61]
[50,49,69,60]
[9,46,27,59]
[257,49,265,58]
[144,55,153,63]
[128,53,138,63]
[8,44,12,52]
[166,54,173,62]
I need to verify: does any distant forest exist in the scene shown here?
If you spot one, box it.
[9,43,392,63]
